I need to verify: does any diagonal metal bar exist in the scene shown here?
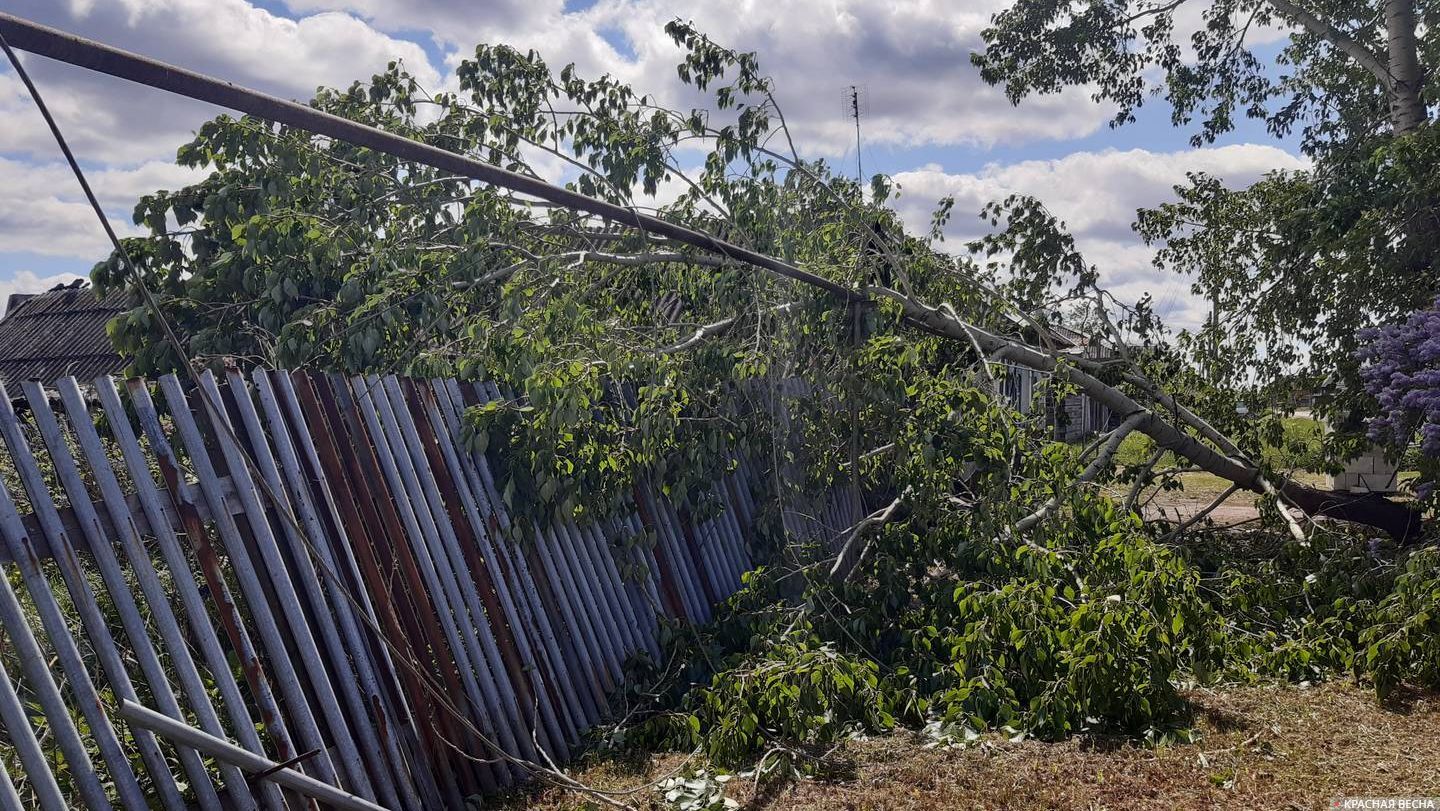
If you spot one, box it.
[119,700,392,811]
[0,12,857,303]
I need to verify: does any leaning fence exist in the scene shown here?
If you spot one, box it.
[0,368,863,810]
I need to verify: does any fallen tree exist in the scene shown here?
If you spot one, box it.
[4,13,1425,546]
[880,290,1425,542]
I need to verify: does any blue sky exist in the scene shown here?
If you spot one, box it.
[0,0,1307,329]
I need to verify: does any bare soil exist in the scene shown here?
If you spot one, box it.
[498,681,1440,810]
[1133,471,1332,528]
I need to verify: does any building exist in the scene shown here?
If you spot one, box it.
[0,281,129,389]
[998,321,1119,442]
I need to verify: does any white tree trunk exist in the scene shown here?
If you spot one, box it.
[1267,0,1425,134]
[1385,0,1427,133]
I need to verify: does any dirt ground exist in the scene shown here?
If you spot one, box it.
[497,681,1440,810]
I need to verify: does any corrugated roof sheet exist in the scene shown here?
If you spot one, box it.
[0,284,130,388]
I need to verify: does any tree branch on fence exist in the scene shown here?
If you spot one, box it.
[828,490,908,584]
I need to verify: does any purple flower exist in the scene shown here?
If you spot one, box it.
[1357,297,1440,493]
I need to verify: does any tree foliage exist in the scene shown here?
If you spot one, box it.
[975,0,1440,424]
[617,463,1440,772]
[88,17,1440,787]
[92,24,993,528]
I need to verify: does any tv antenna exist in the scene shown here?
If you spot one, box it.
[844,84,867,182]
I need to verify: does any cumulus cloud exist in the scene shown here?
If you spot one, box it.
[0,270,87,316]
[281,0,558,41]
[891,144,1309,330]
[0,157,203,259]
[280,0,1113,157]
[1,0,439,165]
[0,0,442,296]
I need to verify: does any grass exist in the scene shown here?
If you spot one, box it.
[1114,416,1326,473]
[498,681,1440,810]
[1113,415,1375,516]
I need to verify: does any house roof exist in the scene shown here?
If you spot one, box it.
[1048,323,1092,347]
[0,281,130,389]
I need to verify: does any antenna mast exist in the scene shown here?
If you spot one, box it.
[848,84,864,182]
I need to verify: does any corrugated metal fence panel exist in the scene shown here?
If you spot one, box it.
[0,369,859,809]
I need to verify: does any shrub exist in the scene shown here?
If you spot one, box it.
[613,495,1440,774]
[1358,297,1440,499]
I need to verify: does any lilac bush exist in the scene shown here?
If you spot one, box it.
[1358,298,1440,499]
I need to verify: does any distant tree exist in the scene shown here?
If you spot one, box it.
[974,0,1440,424]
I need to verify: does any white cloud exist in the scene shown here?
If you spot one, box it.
[0,157,204,259]
[279,0,1113,157]
[281,0,556,41]
[891,144,1309,330]
[0,0,442,296]
[2,0,440,165]
[0,270,86,316]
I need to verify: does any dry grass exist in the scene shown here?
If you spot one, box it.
[498,681,1440,810]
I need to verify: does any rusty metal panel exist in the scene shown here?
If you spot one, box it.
[404,378,571,761]
[152,374,338,785]
[342,373,508,793]
[367,374,532,779]
[225,368,405,809]
[289,370,468,807]
[0,365,788,808]
[432,377,594,741]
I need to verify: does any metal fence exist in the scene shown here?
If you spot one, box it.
[0,368,862,810]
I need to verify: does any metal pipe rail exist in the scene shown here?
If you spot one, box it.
[0,12,860,303]
[118,700,391,811]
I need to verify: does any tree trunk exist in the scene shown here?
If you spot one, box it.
[1280,481,1424,541]
[1385,0,1427,134]
[1267,0,1425,134]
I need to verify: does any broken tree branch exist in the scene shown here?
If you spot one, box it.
[1017,411,1146,532]
[828,490,907,584]
[869,287,1424,542]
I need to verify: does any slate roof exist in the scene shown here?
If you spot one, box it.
[0,282,130,389]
